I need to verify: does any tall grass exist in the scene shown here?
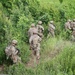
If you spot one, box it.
[6,37,75,75]
[1,0,75,74]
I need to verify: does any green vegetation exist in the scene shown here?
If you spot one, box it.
[0,0,75,75]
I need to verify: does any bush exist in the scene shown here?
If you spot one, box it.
[7,63,35,75]
[18,42,30,63]
[0,43,6,65]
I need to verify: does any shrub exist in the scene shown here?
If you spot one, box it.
[7,63,35,75]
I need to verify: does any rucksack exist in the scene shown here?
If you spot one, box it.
[5,45,12,57]
[32,37,38,49]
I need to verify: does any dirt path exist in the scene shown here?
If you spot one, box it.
[26,53,40,68]
[26,41,66,68]
[26,46,63,68]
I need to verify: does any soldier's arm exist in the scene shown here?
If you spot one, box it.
[15,50,18,55]
[53,25,55,30]
[68,26,71,30]
[40,26,44,31]
[38,36,42,42]
[12,49,18,55]
[68,24,71,30]
[11,47,18,55]
[29,36,33,44]
[16,48,20,55]
[29,36,33,50]
[51,25,55,30]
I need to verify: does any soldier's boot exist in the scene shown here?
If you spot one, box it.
[38,33,43,39]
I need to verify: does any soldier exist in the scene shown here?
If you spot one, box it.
[71,19,75,30]
[64,19,72,39]
[71,19,75,41]
[28,23,38,50]
[5,40,21,64]
[65,19,71,30]
[28,23,38,38]
[47,21,55,38]
[71,28,75,41]
[29,31,42,60]
[36,21,44,39]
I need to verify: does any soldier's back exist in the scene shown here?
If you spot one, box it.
[28,27,38,37]
[29,34,41,44]
[37,24,44,33]
[65,22,71,30]
[5,45,12,57]
[49,24,55,29]
[5,45,16,56]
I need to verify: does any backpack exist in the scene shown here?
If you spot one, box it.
[5,45,12,57]
[32,37,38,49]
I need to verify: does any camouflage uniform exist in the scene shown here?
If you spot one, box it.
[71,19,75,41]
[28,24,38,50]
[64,19,72,39]
[36,21,44,38]
[70,21,73,31]
[65,19,71,30]
[28,23,38,38]
[5,40,21,64]
[29,31,42,60]
[47,21,55,37]
[72,30,75,41]
[71,19,75,30]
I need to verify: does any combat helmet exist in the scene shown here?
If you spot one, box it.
[38,21,42,25]
[31,23,35,27]
[50,21,54,24]
[67,19,71,22]
[11,40,17,45]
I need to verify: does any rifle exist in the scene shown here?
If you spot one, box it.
[16,48,20,56]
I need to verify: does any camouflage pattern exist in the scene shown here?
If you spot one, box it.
[72,19,75,31]
[65,20,71,30]
[38,21,42,25]
[37,21,44,38]
[5,45,13,59]
[5,40,21,64]
[70,21,74,31]
[47,21,55,37]
[72,30,75,37]
[29,32,42,59]
[12,40,17,44]
[71,20,75,41]
[28,23,38,37]
[11,54,21,63]
[71,30,75,41]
